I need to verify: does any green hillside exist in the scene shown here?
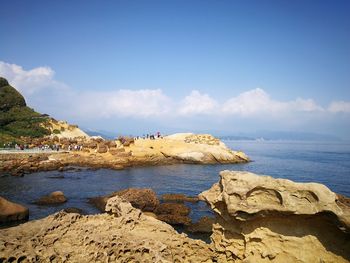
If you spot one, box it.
[0,77,50,146]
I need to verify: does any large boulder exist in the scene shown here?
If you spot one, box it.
[199,170,350,263]
[0,196,29,224]
[114,188,159,212]
[154,202,191,225]
[89,188,159,213]
[34,191,67,205]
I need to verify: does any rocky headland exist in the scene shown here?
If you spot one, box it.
[0,133,249,176]
[1,76,249,175]
[1,171,349,262]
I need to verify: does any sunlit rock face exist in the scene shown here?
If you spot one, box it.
[199,170,350,263]
[0,197,215,263]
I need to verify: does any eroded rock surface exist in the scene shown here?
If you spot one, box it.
[199,170,350,263]
[0,197,215,263]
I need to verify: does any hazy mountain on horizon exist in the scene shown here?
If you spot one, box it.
[219,131,341,142]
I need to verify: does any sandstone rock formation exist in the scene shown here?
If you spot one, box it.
[89,188,194,225]
[0,196,29,224]
[154,203,191,226]
[34,191,67,205]
[199,170,350,263]
[115,188,159,212]
[0,198,214,262]
[129,133,250,165]
[89,188,159,213]
[161,193,199,203]
[1,132,249,176]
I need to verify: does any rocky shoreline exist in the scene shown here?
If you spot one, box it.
[1,170,349,262]
[0,133,250,176]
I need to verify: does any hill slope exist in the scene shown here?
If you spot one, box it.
[0,77,88,146]
[0,77,51,146]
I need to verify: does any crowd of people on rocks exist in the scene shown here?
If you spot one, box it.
[134,132,163,140]
[68,144,83,151]
[38,144,60,151]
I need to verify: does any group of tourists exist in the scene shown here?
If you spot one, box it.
[135,132,163,140]
[67,144,83,151]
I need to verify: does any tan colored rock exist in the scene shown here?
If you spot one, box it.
[114,188,159,212]
[0,196,29,224]
[199,170,350,263]
[96,143,108,153]
[0,199,214,262]
[130,133,250,164]
[34,191,67,205]
[46,119,90,139]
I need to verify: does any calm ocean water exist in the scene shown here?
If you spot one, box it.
[1,140,349,224]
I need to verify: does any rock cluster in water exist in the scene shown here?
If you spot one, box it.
[89,188,195,226]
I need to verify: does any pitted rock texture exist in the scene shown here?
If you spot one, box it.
[0,199,215,263]
[199,170,350,263]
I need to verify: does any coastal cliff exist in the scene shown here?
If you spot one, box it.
[199,170,350,262]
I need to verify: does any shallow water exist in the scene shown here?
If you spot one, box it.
[0,140,349,224]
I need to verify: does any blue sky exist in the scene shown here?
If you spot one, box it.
[1,0,350,138]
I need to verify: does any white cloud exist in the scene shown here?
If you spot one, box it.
[222,88,324,116]
[1,61,349,124]
[0,61,68,95]
[328,101,350,113]
[178,90,218,115]
[77,89,171,118]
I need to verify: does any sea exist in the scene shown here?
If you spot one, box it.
[1,140,350,228]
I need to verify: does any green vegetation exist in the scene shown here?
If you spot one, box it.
[53,129,61,134]
[0,77,51,147]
